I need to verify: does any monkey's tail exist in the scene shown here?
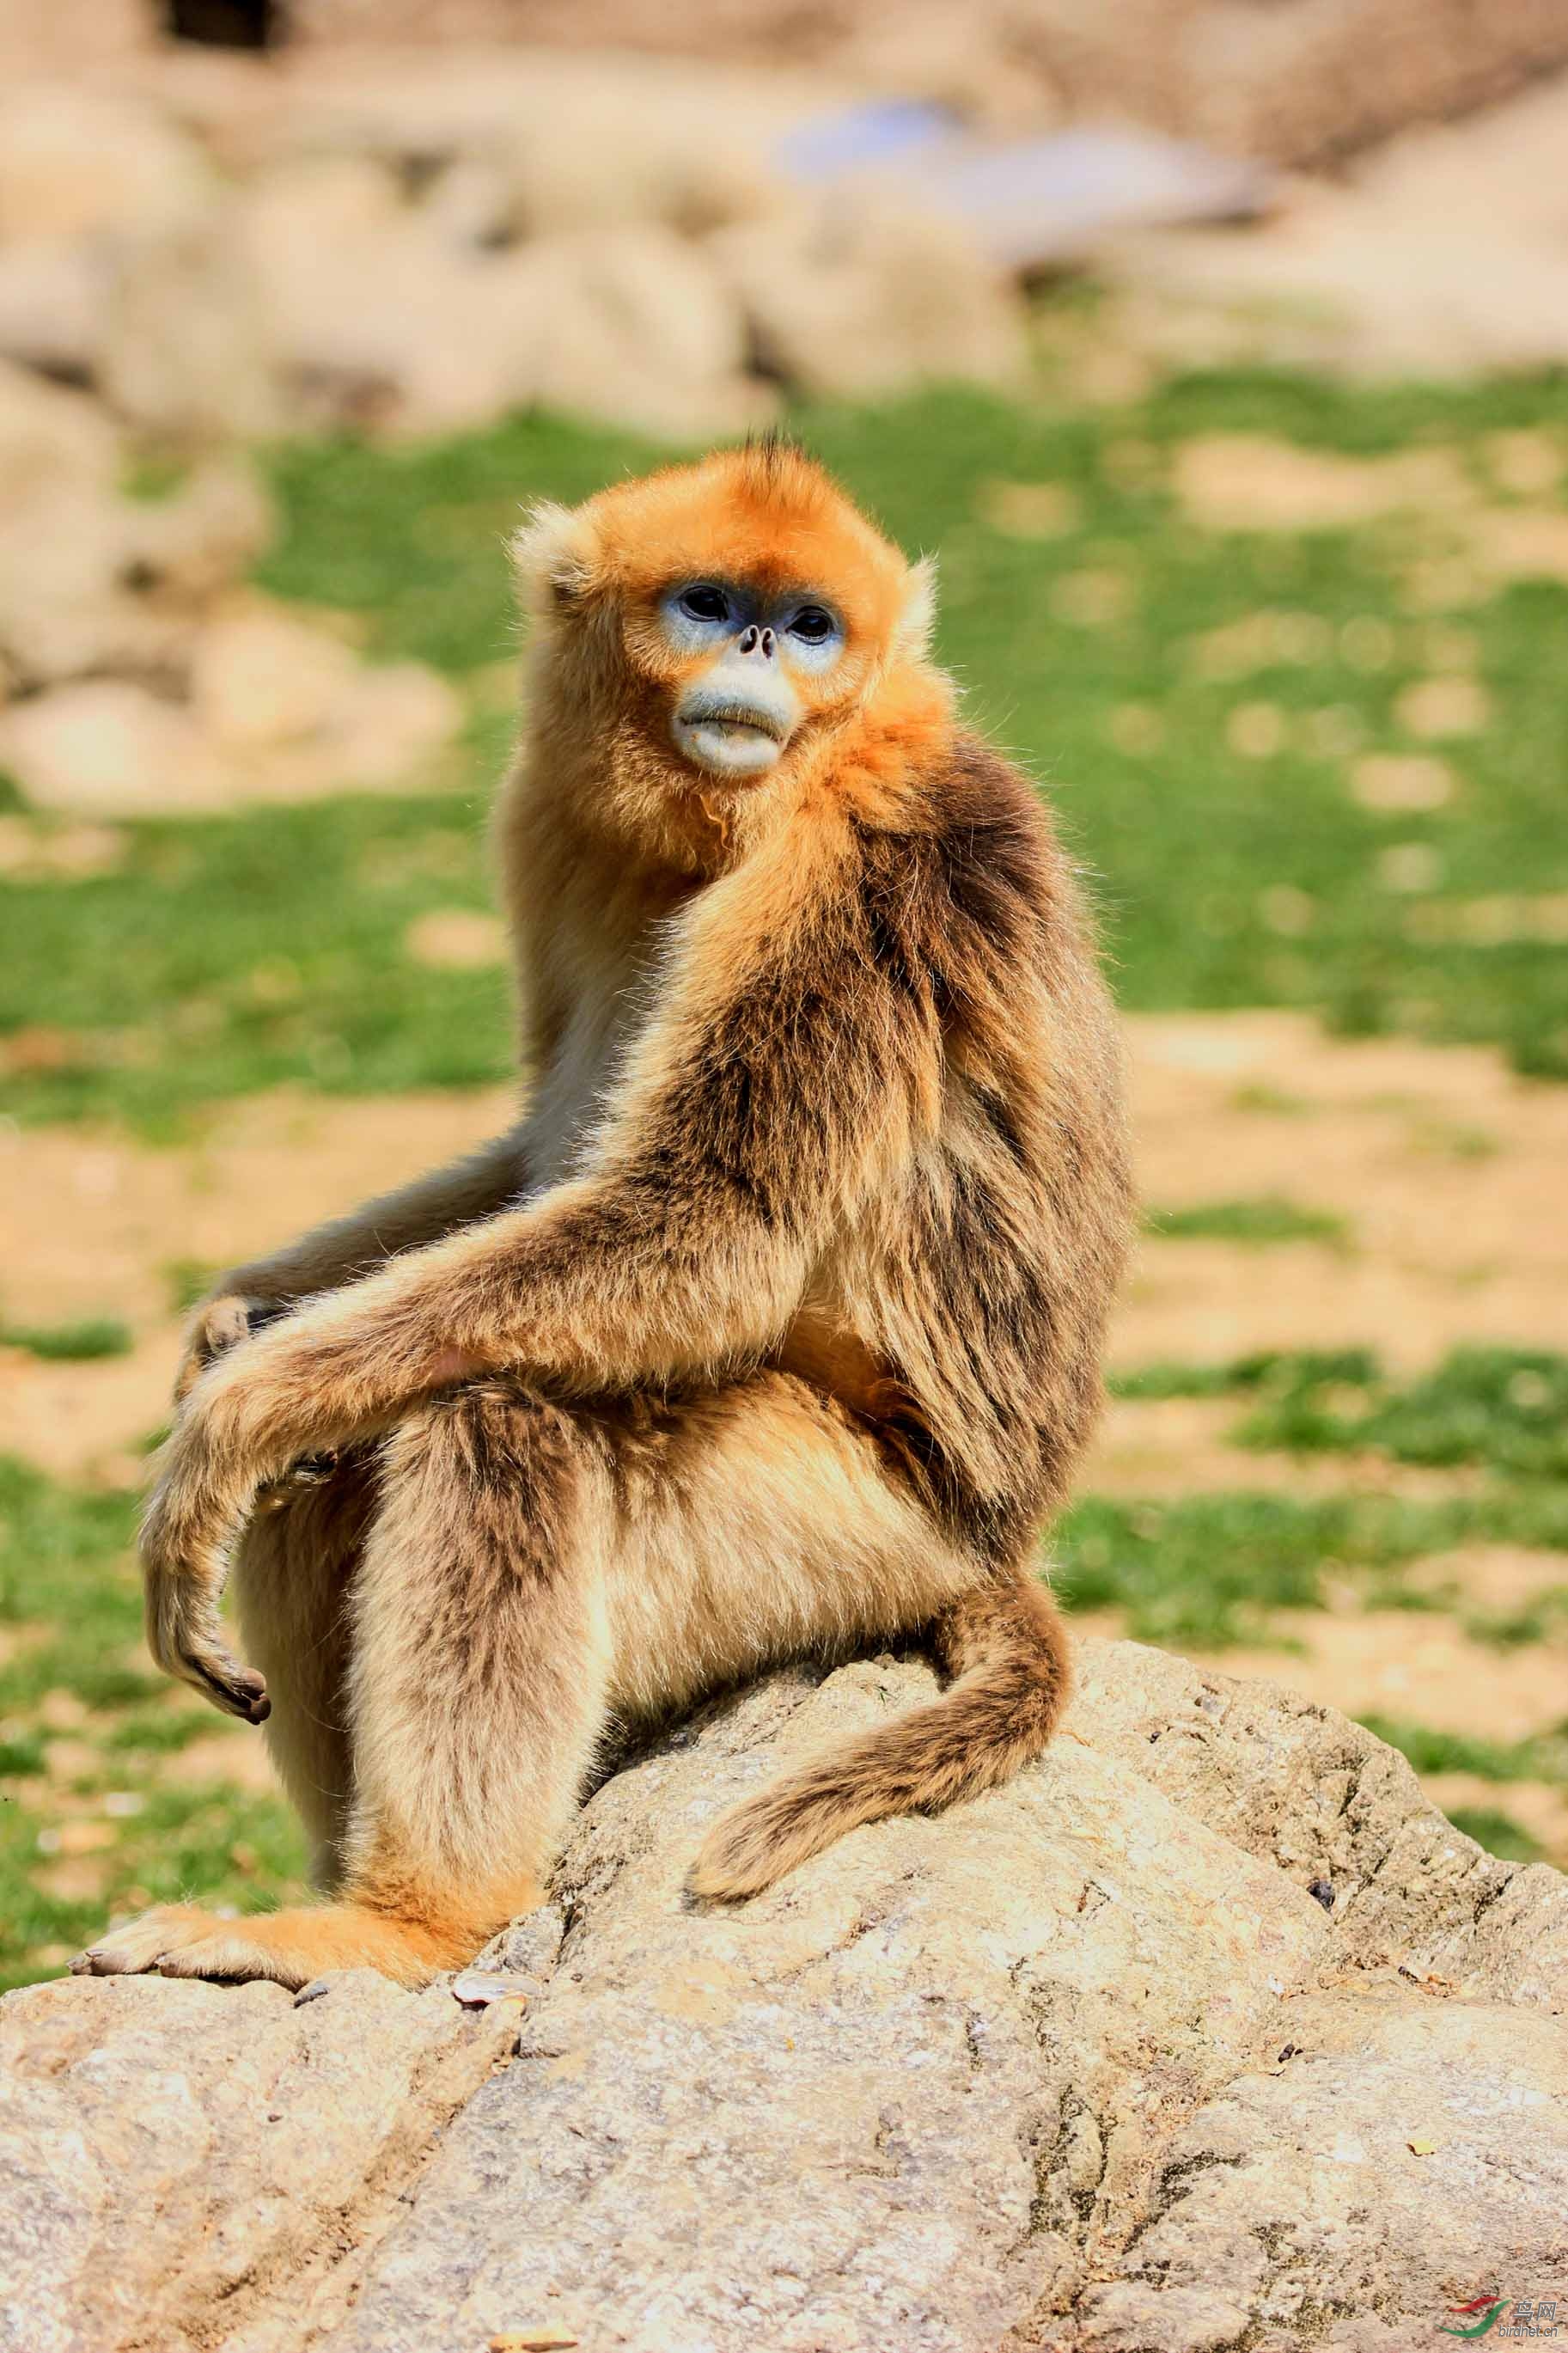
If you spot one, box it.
[687,1572,1071,1901]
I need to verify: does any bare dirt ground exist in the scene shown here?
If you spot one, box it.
[3,1008,1565,1858]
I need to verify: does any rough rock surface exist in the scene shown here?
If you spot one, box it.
[3,1636,1564,2353]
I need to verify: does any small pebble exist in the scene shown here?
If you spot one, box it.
[452,1970,532,2008]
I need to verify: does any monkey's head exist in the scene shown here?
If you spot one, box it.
[513,440,940,854]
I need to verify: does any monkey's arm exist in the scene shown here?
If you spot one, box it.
[142,837,940,1715]
[174,1128,533,1399]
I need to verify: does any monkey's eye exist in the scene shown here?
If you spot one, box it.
[679,585,731,625]
[787,605,836,645]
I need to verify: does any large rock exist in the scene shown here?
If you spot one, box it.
[100,209,283,443]
[0,237,105,384]
[284,3,1568,168]
[0,680,244,818]
[241,153,771,439]
[0,363,273,693]
[2,622,464,816]
[711,195,1027,403]
[1106,73,1568,381]
[524,227,774,440]
[0,360,120,497]
[0,1971,520,2353]
[2,1637,1564,2352]
[270,48,827,237]
[0,83,210,246]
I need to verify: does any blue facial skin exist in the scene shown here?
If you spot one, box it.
[662,582,846,781]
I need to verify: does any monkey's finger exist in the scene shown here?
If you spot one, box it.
[145,1582,270,1722]
[177,1649,272,1724]
[174,1295,255,1403]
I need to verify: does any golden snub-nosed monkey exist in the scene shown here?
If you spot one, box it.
[76,437,1132,1989]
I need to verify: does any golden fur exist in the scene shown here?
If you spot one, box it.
[76,442,1132,1990]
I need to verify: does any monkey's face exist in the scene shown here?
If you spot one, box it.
[655,579,845,782]
[516,443,937,834]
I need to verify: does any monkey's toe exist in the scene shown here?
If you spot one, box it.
[154,1928,310,1988]
[73,1904,334,1989]
[72,1904,217,1977]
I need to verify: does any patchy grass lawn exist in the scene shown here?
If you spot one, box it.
[3,364,1566,1983]
[5,372,1568,1133]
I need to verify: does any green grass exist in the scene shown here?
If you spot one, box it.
[1234,1346,1568,1478]
[0,1456,305,1991]
[4,370,1568,1127]
[1360,1714,1568,1787]
[0,796,510,1132]
[0,1317,133,1362]
[1110,1347,1379,1402]
[1462,1590,1568,1650]
[1110,1345,1568,1482]
[1052,1482,1568,1649]
[1443,1805,1547,1864]
[1144,1196,1351,1247]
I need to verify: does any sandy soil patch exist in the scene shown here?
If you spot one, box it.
[1083,1392,1489,1504]
[1119,1010,1568,1369]
[0,1332,179,1482]
[1181,1607,1568,1740]
[1172,438,1474,534]
[0,1087,508,1474]
[0,1085,511,1335]
[174,1727,287,1797]
[1405,1544,1568,1614]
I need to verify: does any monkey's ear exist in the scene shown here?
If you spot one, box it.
[510,500,601,614]
[893,555,938,662]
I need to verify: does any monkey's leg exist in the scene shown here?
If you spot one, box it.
[600,1372,980,1724]
[229,1451,379,1890]
[80,1382,613,1989]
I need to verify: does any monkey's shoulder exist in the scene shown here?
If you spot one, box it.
[849,725,1085,961]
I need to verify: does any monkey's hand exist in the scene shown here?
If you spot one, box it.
[143,1311,349,1722]
[173,1291,292,1406]
[143,1271,485,1718]
[141,1403,272,1725]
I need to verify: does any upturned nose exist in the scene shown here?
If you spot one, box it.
[737,624,776,659]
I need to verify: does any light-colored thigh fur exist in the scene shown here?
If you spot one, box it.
[338,1379,616,1919]
[341,1370,967,1900]
[599,1371,978,1724]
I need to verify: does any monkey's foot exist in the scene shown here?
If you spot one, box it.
[70,1899,485,1991]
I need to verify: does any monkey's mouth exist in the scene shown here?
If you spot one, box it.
[671,699,790,779]
[692,701,787,742]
